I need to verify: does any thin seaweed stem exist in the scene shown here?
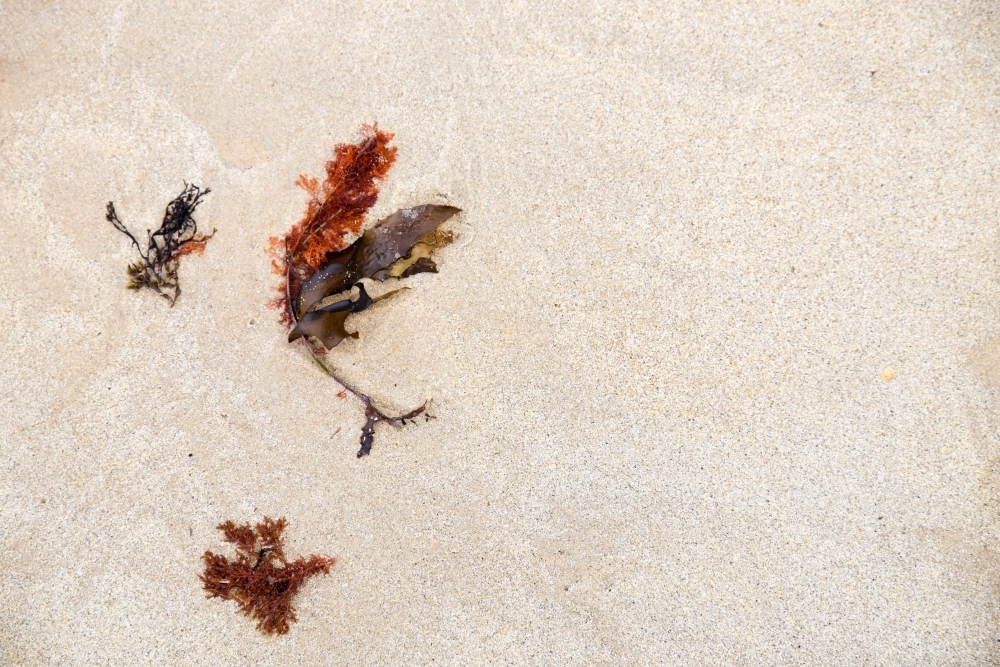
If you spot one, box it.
[285,269,427,455]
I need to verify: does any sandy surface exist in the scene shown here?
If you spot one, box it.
[2,1,1000,664]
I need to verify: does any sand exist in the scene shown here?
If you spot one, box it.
[2,1,1000,664]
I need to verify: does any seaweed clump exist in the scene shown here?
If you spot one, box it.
[200,517,335,635]
[267,125,460,456]
[106,183,214,305]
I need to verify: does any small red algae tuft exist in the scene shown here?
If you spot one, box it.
[200,517,335,635]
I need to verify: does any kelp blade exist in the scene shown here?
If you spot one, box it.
[296,245,359,316]
[289,310,357,349]
[289,284,373,349]
[353,205,460,281]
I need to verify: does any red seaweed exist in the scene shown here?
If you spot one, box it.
[267,125,396,327]
[201,517,335,635]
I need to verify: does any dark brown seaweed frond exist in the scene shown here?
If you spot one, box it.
[200,517,335,635]
[107,183,214,306]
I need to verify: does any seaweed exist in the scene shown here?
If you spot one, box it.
[200,517,335,635]
[266,126,397,327]
[267,125,460,456]
[106,183,214,305]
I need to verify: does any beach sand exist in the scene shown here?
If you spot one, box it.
[2,1,1000,664]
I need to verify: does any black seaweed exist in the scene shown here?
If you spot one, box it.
[106,183,214,305]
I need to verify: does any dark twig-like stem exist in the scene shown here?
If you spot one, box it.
[253,547,275,570]
[286,264,427,456]
[299,335,427,456]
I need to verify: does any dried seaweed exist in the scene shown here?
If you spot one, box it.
[267,125,460,456]
[200,517,334,635]
[106,183,214,305]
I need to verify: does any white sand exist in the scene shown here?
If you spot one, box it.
[2,1,1000,664]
